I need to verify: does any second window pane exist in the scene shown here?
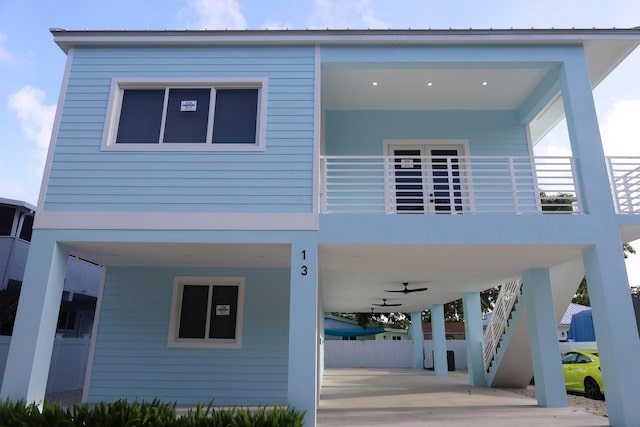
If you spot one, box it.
[164,88,211,143]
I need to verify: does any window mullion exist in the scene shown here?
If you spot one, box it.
[206,88,215,144]
[158,87,170,144]
[204,284,213,340]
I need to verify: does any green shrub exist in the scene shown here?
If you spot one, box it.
[0,398,304,427]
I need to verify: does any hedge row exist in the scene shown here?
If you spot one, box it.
[0,398,304,426]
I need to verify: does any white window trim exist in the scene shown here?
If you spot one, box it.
[168,276,245,349]
[102,78,268,152]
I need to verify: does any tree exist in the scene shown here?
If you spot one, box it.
[571,243,635,306]
[540,191,575,212]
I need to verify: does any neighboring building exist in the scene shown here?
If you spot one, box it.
[0,197,101,337]
[559,303,591,341]
[2,28,640,426]
[324,315,383,340]
[423,321,466,340]
[633,292,640,335]
[377,329,410,341]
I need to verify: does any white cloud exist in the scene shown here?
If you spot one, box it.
[533,120,572,157]
[599,99,640,156]
[7,86,56,177]
[309,0,387,29]
[181,0,247,30]
[0,33,16,64]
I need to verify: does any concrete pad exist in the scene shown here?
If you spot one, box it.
[318,369,608,427]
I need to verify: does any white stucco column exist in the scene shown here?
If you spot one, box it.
[462,292,485,386]
[521,268,567,408]
[410,311,424,369]
[430,304,447,376]
[560,45,640,426]
[287,234,318,426]
[559,47,616,216]
[1,231,68,404]
[582,238,640,427]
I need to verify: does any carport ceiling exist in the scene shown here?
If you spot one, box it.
[319,243,586,313]
[64,241,585,315]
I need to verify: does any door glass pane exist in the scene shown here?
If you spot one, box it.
[209,285,239,339]
[116,89,165,143]
[164,88,210,143]
[393,149,424,213]
[431,149,462,213]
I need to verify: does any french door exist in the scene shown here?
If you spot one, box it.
[388,143,465,214]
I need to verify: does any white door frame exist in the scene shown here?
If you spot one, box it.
[383,139,471,213]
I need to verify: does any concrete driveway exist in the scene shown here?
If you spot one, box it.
[317,368,608,426]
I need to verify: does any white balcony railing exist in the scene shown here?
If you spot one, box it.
[320,155,581,215]
[607,157,640,214]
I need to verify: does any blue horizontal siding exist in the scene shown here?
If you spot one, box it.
[47,45,316,213]
[88,266,290,405]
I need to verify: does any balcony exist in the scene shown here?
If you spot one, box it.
[320,155,581,215]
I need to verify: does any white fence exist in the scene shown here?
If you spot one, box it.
[0,335,91,393]
[325,340,468,370]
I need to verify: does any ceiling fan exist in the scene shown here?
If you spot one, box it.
[372,298,402,307]
[385,282,429,294]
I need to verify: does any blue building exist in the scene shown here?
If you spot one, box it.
[2,28,640,426]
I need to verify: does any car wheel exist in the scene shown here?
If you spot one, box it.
[584,377,602,400]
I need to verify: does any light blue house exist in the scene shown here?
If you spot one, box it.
[2,28,640,426]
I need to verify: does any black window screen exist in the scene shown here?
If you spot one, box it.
[116,89,165,144]
[209,285,238,339]
[0,206,16,236]
[163,88,211,143]
[178,285,210,339]
[212,89,258,144]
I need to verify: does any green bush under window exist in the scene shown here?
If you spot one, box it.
[0,398,304,427]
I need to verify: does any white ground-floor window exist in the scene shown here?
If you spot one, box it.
[168,276,245,349]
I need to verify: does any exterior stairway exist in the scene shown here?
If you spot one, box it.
[483,258,585,387]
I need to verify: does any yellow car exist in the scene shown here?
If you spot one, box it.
[561,350,604,399]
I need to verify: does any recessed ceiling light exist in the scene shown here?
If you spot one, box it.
[482,81,488,86]
[427,82,433,87]
[372,81,378,86]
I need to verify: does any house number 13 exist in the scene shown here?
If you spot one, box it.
[301,250,308,276]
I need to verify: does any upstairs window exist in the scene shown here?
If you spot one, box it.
[168,277,245,348]
[103,79,267,151]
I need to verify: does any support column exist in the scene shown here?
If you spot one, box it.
[410,311,424,369]
[287,234,318,426]
[521,269,567,408]
[430,304,447,376]
[560,48,616,216]
[582,237,640,427]
[462,292,485,386]
[1,231,68,404]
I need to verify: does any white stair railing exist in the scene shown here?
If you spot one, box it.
[482,279,522,372]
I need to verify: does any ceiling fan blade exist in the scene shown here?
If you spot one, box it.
[384,289,407,293]
[372,302,402,307]
[404,287,429,293]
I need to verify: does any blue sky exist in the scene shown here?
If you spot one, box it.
[1,0,640,283]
